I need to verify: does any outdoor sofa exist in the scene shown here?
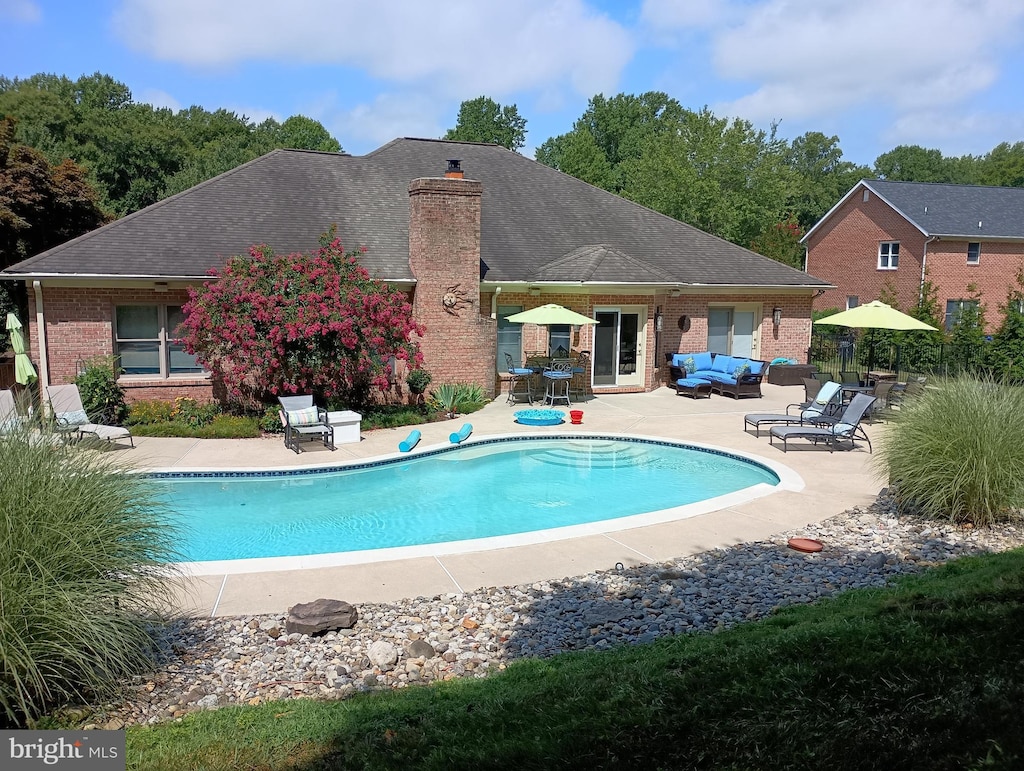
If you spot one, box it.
[668,351,767,399]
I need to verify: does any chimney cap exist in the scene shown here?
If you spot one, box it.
[447,159,462,172]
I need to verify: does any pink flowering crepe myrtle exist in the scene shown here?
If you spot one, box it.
[179,229,425,407]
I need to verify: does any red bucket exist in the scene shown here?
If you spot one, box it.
[570,410,584,424]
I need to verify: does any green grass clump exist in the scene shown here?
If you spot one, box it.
[125,548,1024,770]
[130,415,261,438]
[877,376,1024,525]
[0,427,181,726]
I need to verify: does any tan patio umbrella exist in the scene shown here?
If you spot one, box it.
[5,312,37,385]
[506,303,598,358]
[814,301,937,374]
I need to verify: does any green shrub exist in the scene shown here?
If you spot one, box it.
[405,369,432,395]
[361,406,429,430]
[74,357,128,426]
[129,416,261,439]
[127,400,176,426]
[877,375,1024,525]
[259,406,284,434]
[429,382,486,418]
[0,427,179,726]
[172,397,219,428]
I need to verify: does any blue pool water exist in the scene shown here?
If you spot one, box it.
[152,437,780,563]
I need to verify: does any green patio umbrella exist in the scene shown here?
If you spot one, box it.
[813,301,937,375]
[505,303,598,326]
[5,312,38,385]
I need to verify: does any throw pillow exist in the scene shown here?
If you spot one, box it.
[60,409,89,426]
[287,406,321,426]
[732,363,750,379]
[683,356,696,374]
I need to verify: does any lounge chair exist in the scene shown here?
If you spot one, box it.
[1,389,25,434]
[45,384,134,447]
[278,394,335,454]
[768,392,876,453]
[743,381,843,437]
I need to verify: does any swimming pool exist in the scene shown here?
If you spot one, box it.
[152,435,790,571]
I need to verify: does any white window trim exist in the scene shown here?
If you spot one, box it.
[877,241,899,270]
[114,304,206,379]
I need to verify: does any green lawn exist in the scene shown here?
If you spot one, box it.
[126,548,1024,770]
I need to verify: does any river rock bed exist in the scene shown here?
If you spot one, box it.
[92,496,1023,728]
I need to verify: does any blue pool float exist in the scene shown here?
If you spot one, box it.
[398,429,421,452]
[449,423,473,444]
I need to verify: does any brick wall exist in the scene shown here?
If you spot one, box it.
[28,285,215,403]
[805,186,1024,328]
[408,175,497,395]
[805,187,927,311]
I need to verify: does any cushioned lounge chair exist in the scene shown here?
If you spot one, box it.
[1,389,24,434]
[278,394,335,454]
[768,392,876,453]
[743,381,843,437]
[46,384,134,447]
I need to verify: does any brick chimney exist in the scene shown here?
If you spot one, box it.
[408,162,496,394]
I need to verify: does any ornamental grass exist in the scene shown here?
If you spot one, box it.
[876,375,1024,526]
[0,425,181,726]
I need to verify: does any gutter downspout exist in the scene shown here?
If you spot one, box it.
[32,280,50,400]
[919,236,937,306]
[491,286,501,319]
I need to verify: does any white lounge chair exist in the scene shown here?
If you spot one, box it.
[46,384,134,447]
[278,394,335,454]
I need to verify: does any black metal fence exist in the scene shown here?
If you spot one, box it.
[808,329,986,382]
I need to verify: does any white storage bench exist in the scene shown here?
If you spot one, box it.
[326,410,362,444]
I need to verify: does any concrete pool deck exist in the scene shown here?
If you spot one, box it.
[122,383,887,617]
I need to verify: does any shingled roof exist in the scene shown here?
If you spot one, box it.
[4,138,828,288]
[805,179,1024,242]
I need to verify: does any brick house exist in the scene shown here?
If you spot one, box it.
[803,180,1024,329]
[2,138,830,404]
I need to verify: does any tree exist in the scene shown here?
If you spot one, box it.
[873,144,981,184]
[948,284,988,374]
[784,132,871,229]
[444,97,526,151]
[179,228,424,408]
[984,266,1024,381]
[978,142,1024,187]
[749,214,804,269]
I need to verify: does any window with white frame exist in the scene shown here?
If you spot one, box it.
[846,296,859,310]
[944,299,980,332]
[878,241,899,270]
[967,242,981,264]
[115,305,204,376]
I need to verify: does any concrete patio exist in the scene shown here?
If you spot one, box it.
[120,383,887,617]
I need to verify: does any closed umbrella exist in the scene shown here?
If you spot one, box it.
[5,313,38,385]
[814,301,937,375]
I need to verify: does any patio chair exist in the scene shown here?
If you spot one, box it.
[1,389,25,434]
[569,350,591,402]
[504,352,534,405]
[278,395,335,454]
[869,380,897,420]
[813,371,835,384]
[45,384,134,447]
[768,392,876,453]
[743,381,843,437]
[840,370,863,387]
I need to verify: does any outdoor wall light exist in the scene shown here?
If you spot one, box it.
[772,307,783,327]
[669,289,681,298]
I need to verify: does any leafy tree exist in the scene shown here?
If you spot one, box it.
[873,144,982,184]
[444,96,526,151]
[534,129,616,190]
[276,115,342,152]
[947,284,988,374]
[984,266,1024,381]
[0,116,108,272]
[179,228,424,409]
[978,141,1024,187]
[749,214,805,269]
[784,132,871,229]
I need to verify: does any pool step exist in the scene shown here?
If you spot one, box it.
[531,445,651,470]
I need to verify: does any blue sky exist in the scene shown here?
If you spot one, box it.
[2,0,1023,167]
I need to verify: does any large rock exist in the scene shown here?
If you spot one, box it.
[367,640,399,668]
[285,598,359,635]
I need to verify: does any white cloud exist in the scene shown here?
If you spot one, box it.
[112,0,633,100]
[331,91,446,152]
[707,0,1024,123]
[0,0,41,22]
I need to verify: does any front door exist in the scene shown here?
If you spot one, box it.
[593,306,646,387]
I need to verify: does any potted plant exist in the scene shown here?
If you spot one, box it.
[406,369,432,404]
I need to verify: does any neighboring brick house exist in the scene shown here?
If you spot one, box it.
[2,138,830,404]
[803,179,1024,330]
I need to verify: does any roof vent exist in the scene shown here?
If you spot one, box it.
[979,220,983,228]
[445,159,464,179]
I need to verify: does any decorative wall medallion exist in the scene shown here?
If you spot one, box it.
[441,284,471,315]
[677,314,691,332]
